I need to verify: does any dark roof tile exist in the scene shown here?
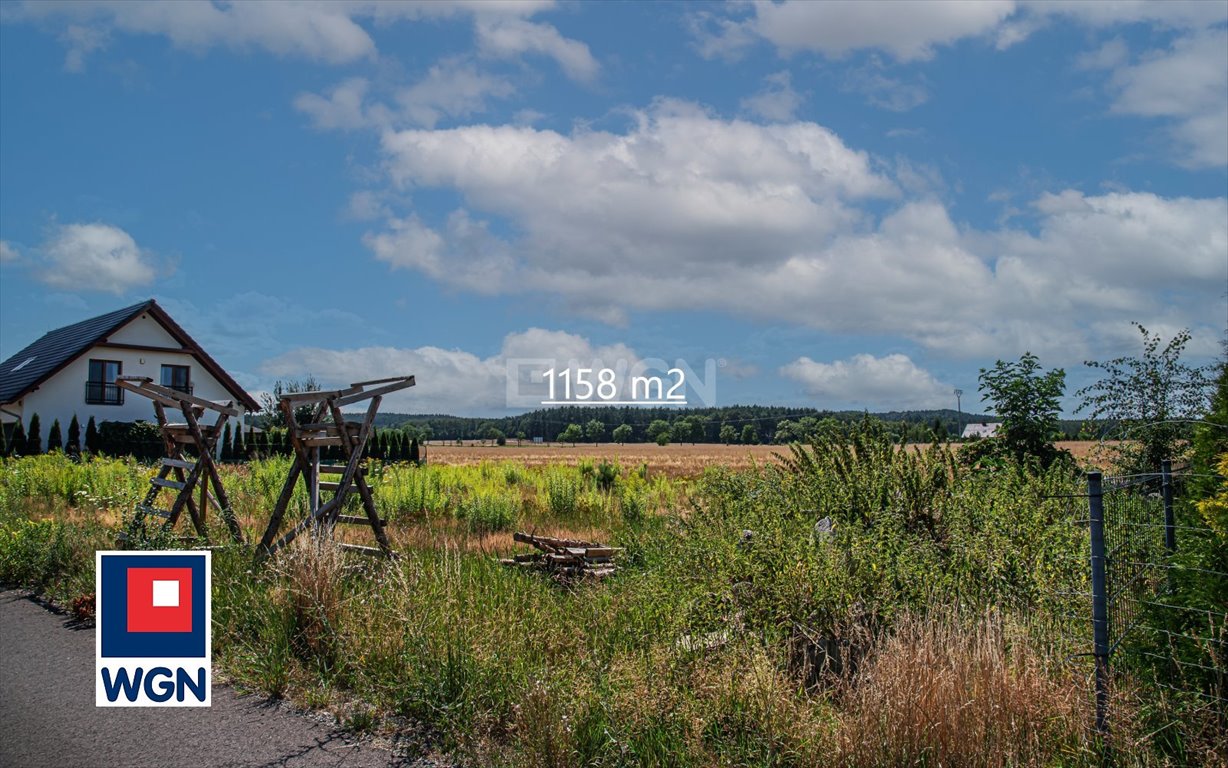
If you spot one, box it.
[0,300,258,411]
[0,301,152,404]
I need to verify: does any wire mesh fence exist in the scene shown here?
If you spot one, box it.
[1079,462,1226,735]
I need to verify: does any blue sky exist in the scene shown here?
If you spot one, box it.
[1,0,1225,416]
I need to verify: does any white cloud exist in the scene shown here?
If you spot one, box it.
[12,0,592,75]
[696,0,1226,61]
[364,210,515,295]
[703,0,1015,62]
[740,70,803,121]
[37,223,162,294]
[260,328,639,414]
[1021,0,1227,30]
[397,59,516,128]
[0,240,18,264]
[781,353,951,409]
[295,60,515,133]
[294,77,373,131]
[366,101,1226,361]
[17,0,376,66]
[474,16,599,83]
[1107,29,1228,168]
[689,1,1226,164]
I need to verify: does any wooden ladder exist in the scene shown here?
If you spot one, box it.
[117,377,244,544]
[256,376,415,561]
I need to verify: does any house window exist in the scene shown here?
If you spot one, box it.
[86,359,123,405]
[161,364,192,394]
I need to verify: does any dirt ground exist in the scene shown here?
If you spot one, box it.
[419,441,1111,477]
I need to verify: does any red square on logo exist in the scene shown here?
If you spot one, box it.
[126,567,193,634]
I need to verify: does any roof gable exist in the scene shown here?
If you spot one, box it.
[0,300,258,411]
[0,301,151,405]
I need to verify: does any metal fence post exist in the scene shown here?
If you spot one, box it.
[1088,471,1110,737]
[1161,459,1175,553]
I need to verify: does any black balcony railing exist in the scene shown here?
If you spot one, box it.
[164,382,193,395]
[85,381,124,405]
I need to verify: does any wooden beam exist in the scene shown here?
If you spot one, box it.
[334,376,415,408]
[96,341,189,354]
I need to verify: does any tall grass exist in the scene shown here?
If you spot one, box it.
[0,445,1218,765]
[836,613,1091,767]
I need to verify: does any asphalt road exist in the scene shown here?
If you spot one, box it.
[0,590,410,768]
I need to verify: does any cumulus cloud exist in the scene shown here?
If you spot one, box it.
[696,0,1225,62]
[781,353,951,409]
[397,59,516,128]
[12,0,593,76]
[364,101,1225,360]
[295,60,515,133]
[699,0,1015,62]
[17,0,377,66]
[475,16,599,83]
[691,1,1226,164]
[0,240,18,264]
[36,222,162,294]
[1106,29,1228,168]
[260,328,640,414]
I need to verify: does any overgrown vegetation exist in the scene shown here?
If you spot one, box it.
[1078,324,1216,473]
[1,429,1224,765]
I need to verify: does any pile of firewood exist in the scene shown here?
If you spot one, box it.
[500,531,618,579]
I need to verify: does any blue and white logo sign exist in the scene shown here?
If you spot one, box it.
[95,551,211,707]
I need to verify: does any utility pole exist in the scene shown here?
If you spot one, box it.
[954,388,963,438]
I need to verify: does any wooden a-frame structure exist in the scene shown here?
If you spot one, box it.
[256,375,415,560]
[116,376,244,544]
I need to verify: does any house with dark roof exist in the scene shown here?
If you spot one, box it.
[0,300,258,438]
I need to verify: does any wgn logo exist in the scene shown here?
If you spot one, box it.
[95,551,211,707]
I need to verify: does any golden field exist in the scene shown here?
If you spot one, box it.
[420,440,1115,477]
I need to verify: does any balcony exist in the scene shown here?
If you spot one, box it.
[164,382,194,395]
[85,381,124,406]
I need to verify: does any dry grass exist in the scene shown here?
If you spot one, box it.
[835,613,1095,767]
[271,536,349,670]
[423,441,1109,477]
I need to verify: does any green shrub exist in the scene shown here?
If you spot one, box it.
[546,473,579,518]
[458,493,518,533]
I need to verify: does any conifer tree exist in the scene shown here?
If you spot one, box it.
[0,425,8,458]
[26,414,42,455]
[67,415,81,456]
[47,419,63,453]
[10,421,27,458]
[232,424,244,462]
[409,437,420,464]
[85,416,100,454]
[220,423,233,462]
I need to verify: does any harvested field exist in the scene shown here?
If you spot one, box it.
[420,440,1113,477]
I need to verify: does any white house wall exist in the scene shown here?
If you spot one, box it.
[9,346,244,438]
[106,312,182,347]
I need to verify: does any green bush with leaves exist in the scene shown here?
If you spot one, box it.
[1078,323,1215,473]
